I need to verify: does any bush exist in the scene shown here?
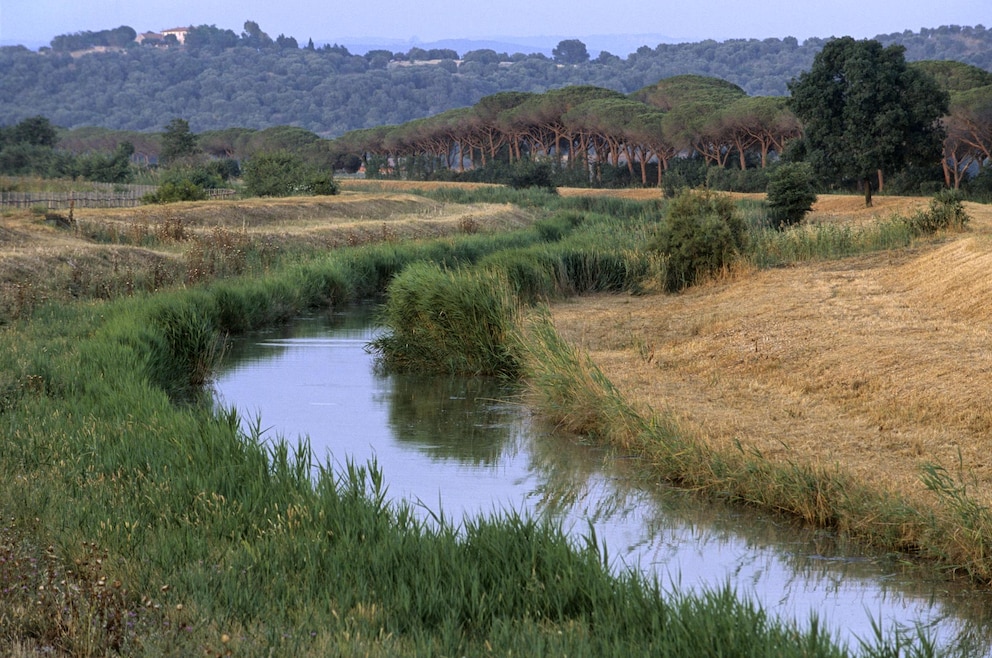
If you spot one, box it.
[159,163,224,190]
[533,211,585,242]
[243,151,339,197]
[963,167,992,203]
[507,160,556,192]
[907,189,970,235]
[765,162,817,229]
[649,189,746,292]
[141,180,208,204]
[661,158,708,198]
[705,166,770,193]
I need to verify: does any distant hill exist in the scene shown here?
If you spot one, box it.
[0,24,988,137]
[333,34,681,58]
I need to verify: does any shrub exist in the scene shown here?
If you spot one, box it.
[368,263,520,377]
[507,160,557,192]
[661,157,708,198]
[765,162,817,229]
[533,211,585,242]
[963,167,992,203]
[649,189,746,292]
[907,189,970,235]
[159,163,224,190]
[705,166,770,193]
[141,180,208,204]
[243,151,339,197]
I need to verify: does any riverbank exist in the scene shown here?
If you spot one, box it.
[541,196,992,578]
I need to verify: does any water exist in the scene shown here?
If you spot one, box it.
[212,306,992,655]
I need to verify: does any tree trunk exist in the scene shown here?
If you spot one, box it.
[877,169,884,193]
[863,176,873,207]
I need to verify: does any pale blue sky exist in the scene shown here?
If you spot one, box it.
[1,0,988,50]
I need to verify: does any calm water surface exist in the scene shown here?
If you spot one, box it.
[212,306,992,654]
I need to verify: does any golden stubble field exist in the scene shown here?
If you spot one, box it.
[550,195,992,509]
[0,187,534,316]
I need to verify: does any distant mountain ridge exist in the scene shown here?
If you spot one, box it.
[0,24,988,137]
[329,34,682,58]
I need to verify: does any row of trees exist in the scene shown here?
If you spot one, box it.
[3,26,990,135]
[0,115,137,183]
[5,39,991,203]
[325,47,992,198]
[327,78,801,188]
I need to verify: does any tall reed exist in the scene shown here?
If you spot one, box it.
[369,262,521,377]
[746,217,917,268]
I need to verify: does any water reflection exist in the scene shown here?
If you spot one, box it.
[383,373,517,466]
[211,307,992,655]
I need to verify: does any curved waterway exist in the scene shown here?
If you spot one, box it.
[212,305,992,654]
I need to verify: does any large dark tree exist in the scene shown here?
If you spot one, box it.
[159,118,200,164]
[788,37,948,206]
[552,39,590,65]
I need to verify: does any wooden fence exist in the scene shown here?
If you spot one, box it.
[0,187,237,211]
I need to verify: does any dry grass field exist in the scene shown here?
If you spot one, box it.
[0,190,534,319]
[550,196,992,510]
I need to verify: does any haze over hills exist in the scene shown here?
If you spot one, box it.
[326,33,682,58]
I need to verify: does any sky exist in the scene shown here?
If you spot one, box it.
[1,0,988,51]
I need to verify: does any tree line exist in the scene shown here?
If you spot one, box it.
[0,23,990,138]
[3,36,992,202]
[325,52,992,199]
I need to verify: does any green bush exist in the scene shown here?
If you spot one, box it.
[159,163,224,189]
[141,179,208,204]
[705,166,771,193]
[907,189,970,235]
[661,157,708,198]
[369,263,520,377]
[533,210,585,242]
[507,160,557,192]
[649,189,747,291]
[963,167,992,203]
[243,151,339,197]
[765,162,817,229]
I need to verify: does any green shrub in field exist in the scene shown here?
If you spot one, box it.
[765,162,817,229]
[141,179,208,204]
[533,210,586,242]
[243,151,339,197]
[507,160,557,192]
[159,163,225,190]
[649,189,747,292]
[907,189,970,235]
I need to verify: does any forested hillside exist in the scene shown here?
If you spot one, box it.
[0,23,989,137]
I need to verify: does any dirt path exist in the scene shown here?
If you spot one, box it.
[550,197,992,508]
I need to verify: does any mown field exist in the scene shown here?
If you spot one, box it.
[550,196,992,509]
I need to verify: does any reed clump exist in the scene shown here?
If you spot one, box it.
[368,262,521,377]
